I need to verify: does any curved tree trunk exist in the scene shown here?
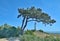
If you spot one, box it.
[20,17,25,35]
[21,17,25,29]
[22,17,28,30]
[20,17,28,35]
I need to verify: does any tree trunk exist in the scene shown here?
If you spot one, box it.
[20,17,28,35]
[21,17,25,29]
[34,22,36,31]
[23,17,28,30]
[20,17,25,35]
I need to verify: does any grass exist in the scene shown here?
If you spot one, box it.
[0,30,60,41]
[19,34,60,41]
[19,31,60,41]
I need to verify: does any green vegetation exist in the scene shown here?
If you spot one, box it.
[16,6,57,41]
[17,6,56,35]
[25,30,35,35]
[19,34,60,41]
[20,29,60,41]
[38,29,44,32]
[0,6,57,41]
[0,24,60,41]
[0,24,20,38]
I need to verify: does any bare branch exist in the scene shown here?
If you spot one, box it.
[28,20,41,22]
[17,14,21,18]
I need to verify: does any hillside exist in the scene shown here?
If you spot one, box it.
[0,31,60,41]
[33,31,60,38]
[33,31,50,38]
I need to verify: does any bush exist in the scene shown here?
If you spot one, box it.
[31,29,36,32]
[25,30,34,35]
[0,24,20,38]
[38,29,44,32]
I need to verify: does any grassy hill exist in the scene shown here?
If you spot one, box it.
[0,30,60,41]
[25,30,60,38]
[33,31,49,38]
[33,31,60,39]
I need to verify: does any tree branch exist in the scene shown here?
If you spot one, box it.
[28,20,41,22]
[17,14,21,18]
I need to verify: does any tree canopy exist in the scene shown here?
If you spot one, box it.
[17,6,56,34]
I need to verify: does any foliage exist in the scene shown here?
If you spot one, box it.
[0,24,60,41]
[17,6,56,26]
[0,24,20,38]
[19,34,60,41]
[25,30,34,35]
[17,6,56,35]
[31,29,36,32]
[38,29,44,32]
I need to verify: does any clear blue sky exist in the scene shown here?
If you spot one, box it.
[0,0,60,33]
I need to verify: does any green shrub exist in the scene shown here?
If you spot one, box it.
[0,24,20,38]
[31,29,36,32]
[38,29,44,32]
[25,30,34,35]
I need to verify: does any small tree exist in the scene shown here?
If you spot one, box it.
[17,6,56,35]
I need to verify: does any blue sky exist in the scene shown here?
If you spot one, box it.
[0,0,60,33]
